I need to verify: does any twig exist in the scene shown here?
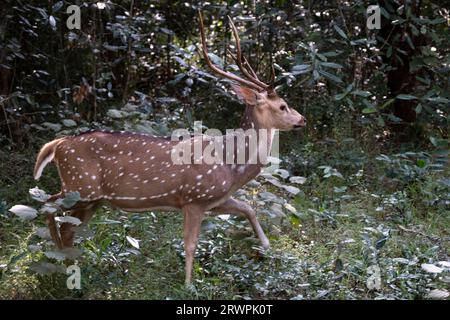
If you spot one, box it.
[398,225,450,242]
[92,8,98,122]
[0,95,14,143]
[123,0,135,103]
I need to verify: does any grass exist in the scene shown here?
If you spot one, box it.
[0,131,448,300]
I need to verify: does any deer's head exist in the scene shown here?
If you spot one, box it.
[199,12,306,131]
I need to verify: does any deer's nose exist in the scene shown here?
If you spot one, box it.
[300,116,306,126]
[294,116,306,128]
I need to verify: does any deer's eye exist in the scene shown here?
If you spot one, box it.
[280,105,287,111]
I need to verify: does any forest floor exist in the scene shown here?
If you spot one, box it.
[0,131,449,300]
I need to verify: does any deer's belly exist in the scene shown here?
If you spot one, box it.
[115,205,180,212]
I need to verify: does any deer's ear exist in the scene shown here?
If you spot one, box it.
[231,85,260,106]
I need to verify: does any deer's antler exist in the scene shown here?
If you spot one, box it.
[198,11,274,93]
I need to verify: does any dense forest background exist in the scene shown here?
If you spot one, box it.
[0,0,449,299]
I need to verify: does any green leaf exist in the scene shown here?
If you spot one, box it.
[320,62,343,69]
[415,104,422,114]
[282,185,301,195]
[416,159,426,168]
[405,35,415,50]
[61,192,81,209]
[55,216,82,226]
[380,7,390,19]
[362,99,376,113]
[35,227,51,239]
[52,1,64,12]
[427,97,449,103]
[386,46,393,58]
[335,84,353,101]
[352,90,371,97]
[40,203,58,214]
[380,98,395,109]
[313,70,320,80]
[62,119,77,127]
[292,64,310,71]
[333,24,348,40]
[396,94,418,100]
[29,187,50,202]
[60,248,82,260]
[318,69,343,83]
[316,53,327,61]
[375,235,388,250]
[9,252,28,265]
[29,261,65,275]
[207,53,224,68]
[159,27,174,35]
[289,214,301,227]
[429,17,446,25]
[322,51,342,57]
[429,137,448,148]
[362,107,377,114]
[291,64,311,75]
[9,205,38,220]
[335,92,347,101]
[44,250,67,261]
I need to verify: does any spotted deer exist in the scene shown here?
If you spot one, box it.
[34,13,306,284]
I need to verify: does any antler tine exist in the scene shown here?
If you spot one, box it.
[268,63,276,94]
[242,56,259,80]
[198,11,263,92]
[227,16,269,90]
[228,48,261,82]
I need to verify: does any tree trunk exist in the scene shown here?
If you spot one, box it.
[379,0,424,126]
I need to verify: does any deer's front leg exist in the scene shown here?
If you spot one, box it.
[211,198,270,250]
[182,205,205,285]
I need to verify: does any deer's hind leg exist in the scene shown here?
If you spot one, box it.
[182,204,205,285]
[211,198,270,249]
[44,192,64,249]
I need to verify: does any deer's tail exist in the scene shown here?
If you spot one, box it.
[34,138,66,180]
[34,138,66,250]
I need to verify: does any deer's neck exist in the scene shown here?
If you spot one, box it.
[240,106,259,131]
[230,106,275,180]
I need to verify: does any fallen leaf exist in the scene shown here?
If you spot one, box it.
[421,263,443,274]
[284,203,297,214]
[437,261,450,268]
[366,265,381,290]
[426,289,449,299]
[73,83,90,104]
[289,176,307,184]
[126,235,140,249]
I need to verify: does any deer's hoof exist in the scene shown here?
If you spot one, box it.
[261,239,270,250]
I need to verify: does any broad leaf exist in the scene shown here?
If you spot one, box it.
[35,227,51,239]
[289,176,307,184]
[282,185,301,195]
[29,261,65,275]
[396,94,418,100]
[55,216,82,226]
[421,263,443,273]
[318,69,343,83]
[9,205,38,220]
[333,24,348,39]
[29,187,50,202]
[61,192,80,209]
[426,289,449,299]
